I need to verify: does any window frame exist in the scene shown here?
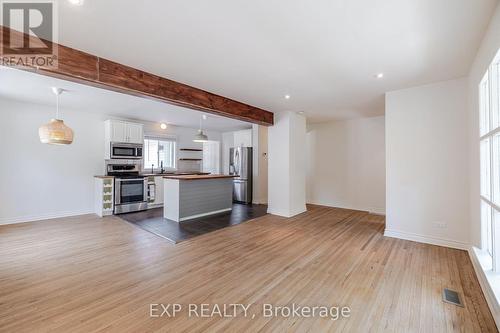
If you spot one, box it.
[143,135,177,172]
[480,49,500,272]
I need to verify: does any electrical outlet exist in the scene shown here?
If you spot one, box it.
[433,221,447,228]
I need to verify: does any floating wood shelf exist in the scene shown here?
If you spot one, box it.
[179,158,202,161]
[180,148,203,152]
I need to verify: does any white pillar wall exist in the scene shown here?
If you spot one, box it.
[267,111,307,217]
[252,124,269,204]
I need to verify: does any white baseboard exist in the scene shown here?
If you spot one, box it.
[0,210,94,226]
[305,201,385,215]
[267,206,307,218]
[468,247,500,329]
[384,229,469,250]
[368,209,386,216]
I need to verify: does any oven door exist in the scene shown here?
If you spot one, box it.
[115,178,147,205]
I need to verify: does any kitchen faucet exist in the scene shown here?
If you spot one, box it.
[160,161,164,174]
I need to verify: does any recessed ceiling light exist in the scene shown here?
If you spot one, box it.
[160,123,167,130]
[375,73,384,79]
[285,95,291,99]
[298,111,305,115]
[68,0,84,5]
[202,114,207,120]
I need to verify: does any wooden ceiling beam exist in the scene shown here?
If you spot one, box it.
[0,26,274,126]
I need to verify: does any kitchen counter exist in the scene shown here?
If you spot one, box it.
[163,174,235,180]
[94,173,210,178]
[141,172,210,177]
[163,174,234,222]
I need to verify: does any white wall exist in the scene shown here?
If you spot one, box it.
[306,116,385,214]
[385,78,470,249]
[268,111,307,217]
[468,3,500,248]
[0,98,223,225]
[0,99,106,224]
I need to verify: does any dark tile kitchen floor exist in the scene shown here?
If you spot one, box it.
[118,204,268,243]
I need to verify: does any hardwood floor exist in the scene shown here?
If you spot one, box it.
[0,205,496,332]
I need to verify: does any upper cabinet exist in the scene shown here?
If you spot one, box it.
[109,121,128,143]
[126,123,144,144]
[105,120,144,144]
[233,129,252,147]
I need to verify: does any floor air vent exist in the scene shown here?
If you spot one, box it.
[442,288,464,307]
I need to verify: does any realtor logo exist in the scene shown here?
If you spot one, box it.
[0,0,58,68]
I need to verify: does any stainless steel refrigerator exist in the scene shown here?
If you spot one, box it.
[229,147,252,204]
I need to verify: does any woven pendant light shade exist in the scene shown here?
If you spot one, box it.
[39,87,74,145]
[39,119,74,145]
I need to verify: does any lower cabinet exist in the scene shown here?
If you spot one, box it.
[148,176,164,208]
[95,177,114,217]
[154,177,164,206]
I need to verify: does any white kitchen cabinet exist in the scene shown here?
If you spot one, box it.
[154,176,164,206]
[105,120,144,144]
[147,176,164,208]
[233,129,252,147]
[94,177,114,217]
[109,121,128,142]
[127,123,144,144]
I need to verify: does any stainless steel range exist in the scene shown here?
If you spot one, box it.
[106,160,148,214]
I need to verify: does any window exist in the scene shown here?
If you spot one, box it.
[480,49,500,272]
[144,137,176,170]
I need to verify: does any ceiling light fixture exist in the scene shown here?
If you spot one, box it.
[285,94,291,99]
[39,88,74,145]
[160,123,167,130]
[193,114,209,143]
[68,0,84,5]
[375,73,384,79]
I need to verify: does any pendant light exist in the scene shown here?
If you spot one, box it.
[39,87,74,145]
[193,114,209,142]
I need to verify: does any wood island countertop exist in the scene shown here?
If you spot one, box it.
[163,174,236,180]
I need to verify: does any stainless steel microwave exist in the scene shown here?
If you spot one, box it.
[110,142,143,159]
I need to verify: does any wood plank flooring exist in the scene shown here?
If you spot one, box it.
[0,205,496,332]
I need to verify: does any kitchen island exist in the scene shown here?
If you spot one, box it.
[163,174,236,222]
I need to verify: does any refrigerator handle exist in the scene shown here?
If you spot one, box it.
[234,149,240,176]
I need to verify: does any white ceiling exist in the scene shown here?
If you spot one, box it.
[53,0,498,121]
[0,68,252,131]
